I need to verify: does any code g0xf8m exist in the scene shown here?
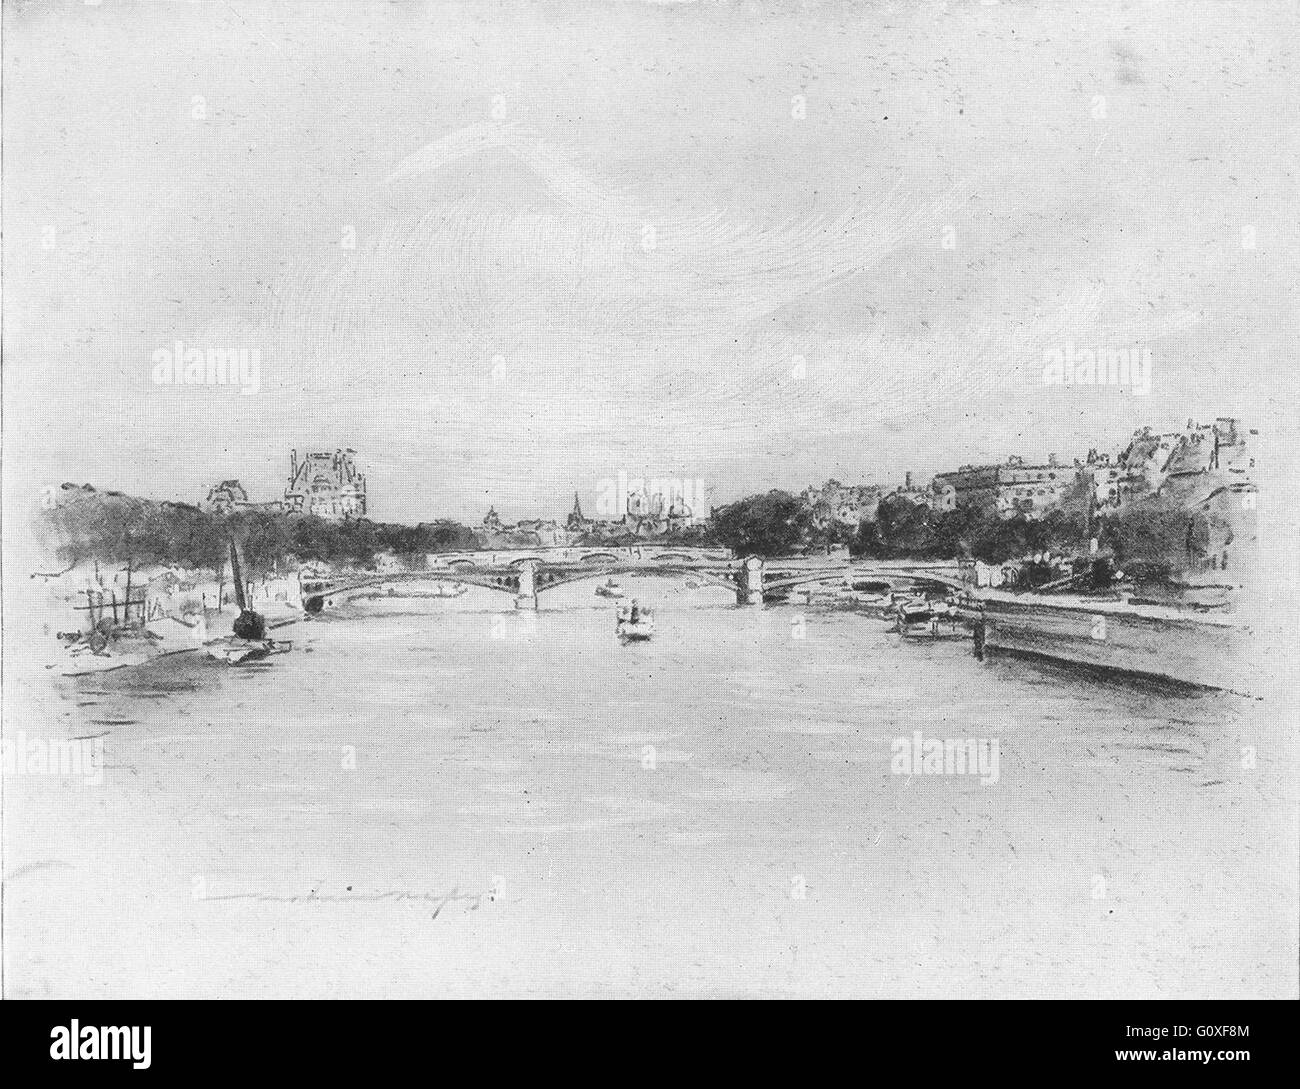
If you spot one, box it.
[1197,1027,1249,1038]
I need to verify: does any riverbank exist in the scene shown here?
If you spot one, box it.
[46,604,307,677]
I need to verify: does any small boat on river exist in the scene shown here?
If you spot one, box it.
[889,593,961,625]
[616,602,654,641]
[596,579,625,599]
[897,614,970,640]
[206,539,294,666]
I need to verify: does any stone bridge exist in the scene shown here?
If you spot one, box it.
[300,547,964,612]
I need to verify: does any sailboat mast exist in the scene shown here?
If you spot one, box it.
[229,539,249,612]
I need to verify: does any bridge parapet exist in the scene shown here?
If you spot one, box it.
[424,545,733,569]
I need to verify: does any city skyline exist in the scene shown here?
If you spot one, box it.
[45,408,1259,530]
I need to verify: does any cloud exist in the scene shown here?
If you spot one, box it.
[233,122,973,386]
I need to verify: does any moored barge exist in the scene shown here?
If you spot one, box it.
[967,590,1258,695]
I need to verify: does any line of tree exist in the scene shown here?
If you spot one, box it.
[37,486,478,577]
[853,494,1093,563]
[707,489,1105,563]
[702,486,1246,577]
[40,480,1242,579]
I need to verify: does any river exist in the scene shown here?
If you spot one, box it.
[3,577,1295,997]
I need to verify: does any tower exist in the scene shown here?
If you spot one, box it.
[567,492,587,532]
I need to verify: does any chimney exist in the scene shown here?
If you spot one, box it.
[290,449,297,481]
[904,471,913,490]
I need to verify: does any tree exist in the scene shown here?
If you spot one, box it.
[709,491,810,557]
[865,494,934,558]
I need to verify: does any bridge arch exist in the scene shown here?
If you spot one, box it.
[533,562,737,596]
[300,569,524,611]
[762,570,853,594]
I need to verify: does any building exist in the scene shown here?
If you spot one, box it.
[929,482,958,512]
[1116,426,1185,501]
[800,475,961,525]
[616,483,701,536]
[515,519,570,547]
[566,493,589,533]
[801,479,883,529]
[200,480,284,515]
[1211,417,1258,482]
[1160,418,1259,509]
[932,463,999,510]
[480,505,579,547]
[625,485,666,535]
[202,479,251,514]
[1116,419,1258,508]
[934,455,1075,520]
[1077,449,1124,511]
[283,449,366,520]
[664,491,695,532]
[891,472,958,513]
[1163,420,1219,480]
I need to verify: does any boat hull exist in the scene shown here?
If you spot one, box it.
[898,616,970,640]
[616,619,654,641]
[206,639,292,665]
[973,593,1256,694]
[59,646,197,677]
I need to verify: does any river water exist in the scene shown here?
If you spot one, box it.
[4,578,1295,997]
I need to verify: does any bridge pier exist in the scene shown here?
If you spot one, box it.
[735,556,765,606]
[515,559,538,610]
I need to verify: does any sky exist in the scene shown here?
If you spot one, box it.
[3,0,1297,526]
